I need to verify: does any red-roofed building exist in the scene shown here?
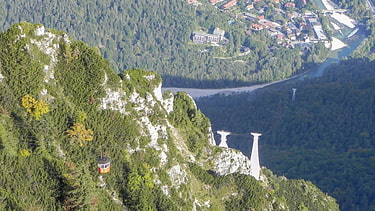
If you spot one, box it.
[187,0,198,4]
[210,0,224,4]
[252,24,264,30]
[222,0,237,9]
[246,4,254,10]
[285,2,295,8]
[257,15,265,20]
[259,20,277,29]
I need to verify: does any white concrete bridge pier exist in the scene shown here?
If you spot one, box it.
[250,132,262,180]
[217,130,231,148]
[292,88,297,101]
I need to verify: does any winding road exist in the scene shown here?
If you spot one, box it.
[162,74,300,98]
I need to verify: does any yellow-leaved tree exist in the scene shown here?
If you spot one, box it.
[21,94,49,120]
[66,123,94,146]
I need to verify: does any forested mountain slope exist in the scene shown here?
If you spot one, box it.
[0,0,329,88]
[0,22,339,210]
[197,57,375,211]
[331,0,370,17]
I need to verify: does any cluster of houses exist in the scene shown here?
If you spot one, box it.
[203,0,302,10]
[244,10,328,46]
[190,0,329,48]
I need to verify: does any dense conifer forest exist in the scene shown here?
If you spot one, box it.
[0,0,333,88]
[332,0,372,17]
[197,57,375,211]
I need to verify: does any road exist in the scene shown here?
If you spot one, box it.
[162,73,303,98]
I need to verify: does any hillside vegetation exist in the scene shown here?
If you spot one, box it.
[0,0,332,88]
[197,57,375,211]
[0,22,339,210]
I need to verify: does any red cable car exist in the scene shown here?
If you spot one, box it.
[98,156,110,174]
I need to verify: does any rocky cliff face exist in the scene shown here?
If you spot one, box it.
[209,148,253,176]
[0,22,339,210]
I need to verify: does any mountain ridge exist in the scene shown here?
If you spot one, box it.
[0,22,338,210]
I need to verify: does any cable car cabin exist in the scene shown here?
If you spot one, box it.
[98,156,110,174]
